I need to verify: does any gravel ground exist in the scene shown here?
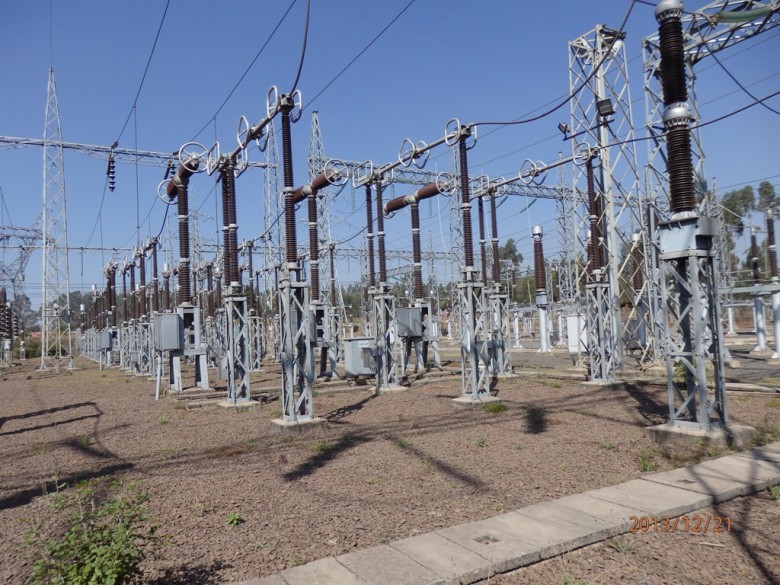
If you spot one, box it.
[0,352,778,584]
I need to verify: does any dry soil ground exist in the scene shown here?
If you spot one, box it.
[0,349,778,584]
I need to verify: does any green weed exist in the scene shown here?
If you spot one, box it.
[483,402,507,414]
[226,512,245,527]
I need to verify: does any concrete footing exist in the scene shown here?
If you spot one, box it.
[645,422,755,451]
[219,399,262,411]
[452,395,502,408]
[378,384,409,395]
[270,417,327,435]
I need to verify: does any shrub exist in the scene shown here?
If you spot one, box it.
[24,478,165,585]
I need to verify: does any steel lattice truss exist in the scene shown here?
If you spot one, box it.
[568,24,649,374]
[40,69,73,371]
[0,225,40,299]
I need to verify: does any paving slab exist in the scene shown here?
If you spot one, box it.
[736,442,780,464]
[390,533,491,585]
[336,544,440,585]
[280,557,364,585]
[644,453,780,502]
[435,512,551,575]
[586,478,713,517]
[232,576,287,585]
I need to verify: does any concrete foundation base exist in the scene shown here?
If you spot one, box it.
[218,399,262,411]
[726,359,741,369]
[452,395,502,408]
[270,417,327,435]
[645,422,756,451]
[378,384,409,394]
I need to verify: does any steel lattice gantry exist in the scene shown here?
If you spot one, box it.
[40,68,74,372]
[643,0,779,429]
[568,24,649,382]
[0,225,40,300]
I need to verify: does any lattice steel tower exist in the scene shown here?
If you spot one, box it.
[40,68,73,371]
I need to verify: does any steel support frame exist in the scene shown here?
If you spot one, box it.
[372,289,400,391]
[569,24,649,374]
[458,271,490,399]
[660,232,727,429]
[279,278,315,421]
[224,295,251,403]
[488,290,511,375]
[586,278,617,382]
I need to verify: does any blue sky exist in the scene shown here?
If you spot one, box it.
[1,1,778,308]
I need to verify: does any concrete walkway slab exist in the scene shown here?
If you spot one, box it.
[335,544,440,585]
[644,452,780,502]
[280,557,364,585]
[390,533,490,585]
[587,477,713,517]
[228,441,780,585]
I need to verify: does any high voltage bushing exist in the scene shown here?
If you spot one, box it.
[477,188,488,285]
[365,184,376,289]
[751,227,761,284]
[586,157,603,276]
[376,181,388,286]
[768,210,778,279]
[214,268,222,309]
[458,130,476,270]
[148,238,159,313]
[162,264,171,312]
[220,159,240,292]
[385,181,446,301]
[166,157,199,304]
[489,190,501,285]
[281,96,298,270]
[138,248,147,318]
[631,233,645,292]
[206,263,214,318]
[129,259,137,321]
[656,0,695,216]
[122,264,129,323]
[329,243,336,304]
[533,226,547,303]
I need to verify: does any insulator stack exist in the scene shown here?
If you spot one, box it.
[490,192,501,285]
[477,194,488,285]
[122,269,128,322]
[246,243,255,309]
[458,132,475,270]
[150,240,159,313]
[281,99,298,268]
[206,264,214,318]
[129,262,137,320]
[411,203,423,301]
[587,159,603,274]
[631,234,645,292]
[215,271,223,309]
[226,164,240,289]
[365,184,376,289]
[329,244,336,304]
[162,267,170,312]
[176,180,192,305]
[751,228,761,284]
[376,181,388,285]
[308,186,320,301]
[138,252,146,318]
[768,210,778,279]
[657,0,695,214]
[533,227,546,292]
[107,154,116,192]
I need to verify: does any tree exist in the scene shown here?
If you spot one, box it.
[721,185,755,236]
[499,238,523,268]
[758,180,778,213]
[11,294,38,332]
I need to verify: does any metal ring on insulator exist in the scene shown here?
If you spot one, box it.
[413,140,429,169]
[237,115,251,151]
[255,124,269,152]
[444,118,462,146]
[353,160,374,188]
[436,172,455,196]
[532,161,548,185]
[206,142,221,176]
[178,142,208,172]
[156,180,176,205]
[398,138,416,167]
[380,169,394,186]
[234,148,249,178]
[323,159,349,187]
[465,124,478,150]
[519,159,537,184]
[289,89,303,123]
[573,142,593,166]
[266,85,280,118]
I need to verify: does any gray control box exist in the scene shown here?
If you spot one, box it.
[154,313,183,351]
[344,337,375,378]
[397,307,423,338]
[98,330,112,350]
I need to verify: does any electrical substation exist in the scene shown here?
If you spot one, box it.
[1,1,780,583]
